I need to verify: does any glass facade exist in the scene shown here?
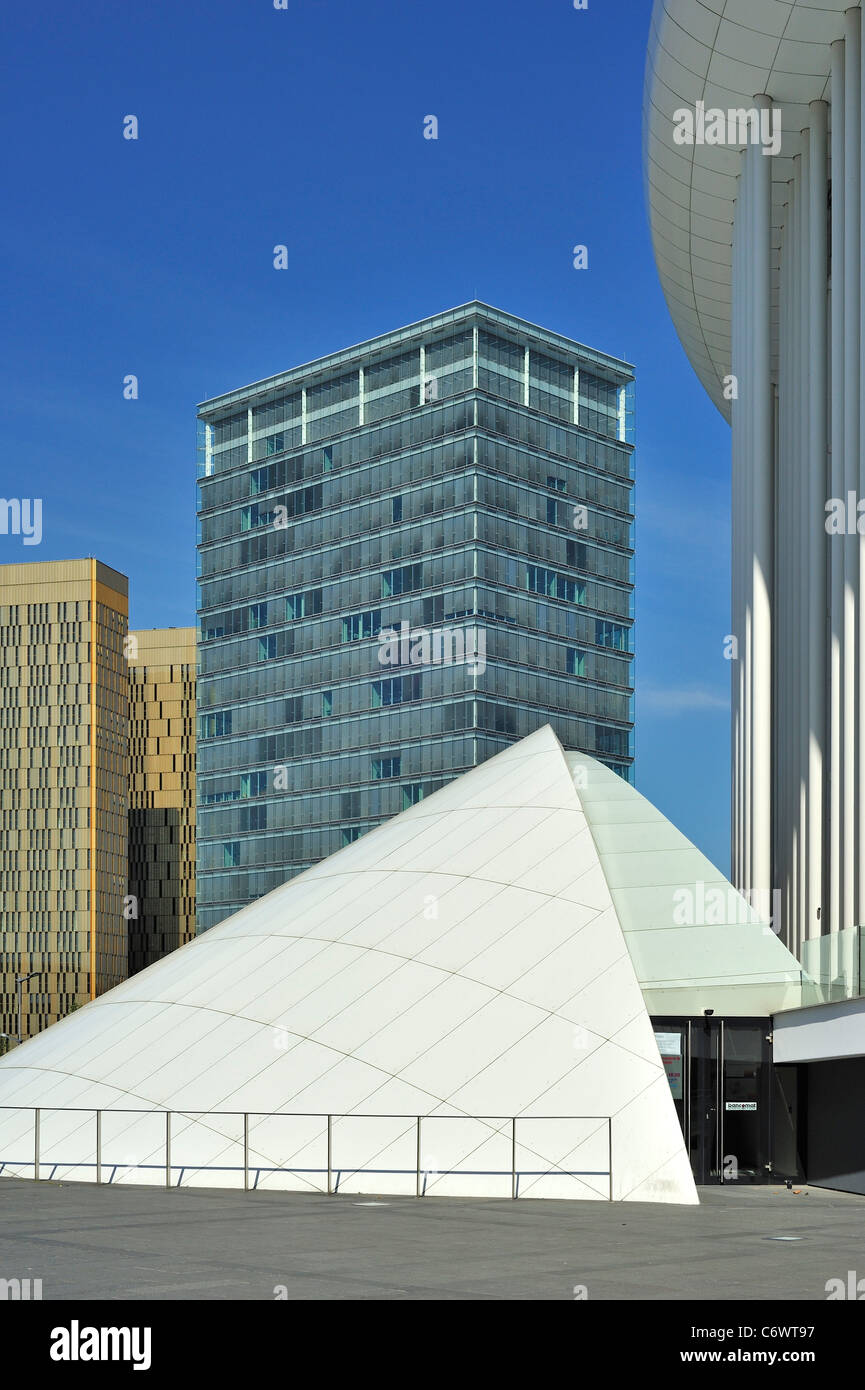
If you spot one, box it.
[127,628,197,975]
[653,1018,795,1185]
[0,560,129,1037]
[196,303,635,929]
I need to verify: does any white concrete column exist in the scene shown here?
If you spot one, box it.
[830,40,846,933]
[777,191,793,947]
[750,96,775,909]
[798,140,812,956]
[858,13,865,928]
[808,101,829,943]
[843,5,860,933]
[787,169,800,950]
[790,157,802,952]
[731,182,743,890]
[778,375,789,939]
[784,169,796,950]
[742,145,754,896]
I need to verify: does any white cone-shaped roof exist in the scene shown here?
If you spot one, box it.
[0,727,709,1203]
[564,753,804,1017]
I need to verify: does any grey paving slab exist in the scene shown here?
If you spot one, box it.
[0,1177,862,1301]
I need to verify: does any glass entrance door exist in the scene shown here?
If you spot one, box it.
[653,1017,775,1184]
[722,1024,772,1182]
[689,1019,721,1183]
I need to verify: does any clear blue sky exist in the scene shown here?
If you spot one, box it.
[0,0,733,872]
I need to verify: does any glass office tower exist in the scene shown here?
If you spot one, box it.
[196,303,635,930]
[128,627,197,974]
[0,558,129,1038]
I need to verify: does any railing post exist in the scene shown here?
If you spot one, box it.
[416,1116,421,1198]
[34,1108,40,1182]
[165,1111,171,1190]
[95,1110,102,1185]
[327,1115,332,1195]
[243,1113,249,1192]
[608,1117,613,1202]
[511,1117,517,1199]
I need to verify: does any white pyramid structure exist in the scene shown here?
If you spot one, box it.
[564,753,805,1018]
[0,725,759,1205]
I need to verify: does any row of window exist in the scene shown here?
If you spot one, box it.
[199,502,631,598]
[217,784,431,863]
[203,389,632,507]
[526,564,586,605]
[200,754,442,806]
[199,634,631,741]
[207,336,625,456]
[200,541,631,629]
[201,433,631,548]
[240,484,323,531]
[203,427,632,538]
[202,706,629,862]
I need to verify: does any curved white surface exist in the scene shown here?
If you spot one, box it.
[0,727,698,1204]
[644,0,848,413]
[571,752,804,1016]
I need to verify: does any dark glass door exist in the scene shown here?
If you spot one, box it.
[772,1064,805,1182]
[722,1023,772,1183]
[690,1019,721,1183]
[653,1017,775,1184]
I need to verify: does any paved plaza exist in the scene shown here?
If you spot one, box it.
[1,1178,861,1300]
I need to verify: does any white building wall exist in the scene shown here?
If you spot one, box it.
[644,0,865,957]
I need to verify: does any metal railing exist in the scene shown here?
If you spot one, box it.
[0,1107,613,1200]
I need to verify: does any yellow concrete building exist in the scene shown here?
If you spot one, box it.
[128,628,196,974]
[0,559,129,1042]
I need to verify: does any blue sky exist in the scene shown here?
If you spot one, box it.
[0,0,732,871]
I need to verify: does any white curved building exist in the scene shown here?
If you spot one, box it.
[645,0,865,960]
[0,727,807,1203]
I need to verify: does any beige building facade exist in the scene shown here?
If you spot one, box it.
[128,628,196,974]
[0,559,129,1042]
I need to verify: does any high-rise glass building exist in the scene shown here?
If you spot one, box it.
[128,627,197,974]
[196,303,635,930]
[0,558,129,1040]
